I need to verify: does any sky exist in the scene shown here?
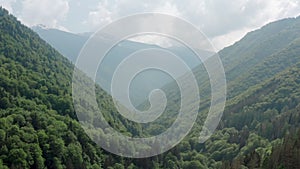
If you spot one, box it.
[1,0,300,50]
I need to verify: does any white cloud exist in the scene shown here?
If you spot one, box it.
[173,0,300,49]
[20,0,69,29]
[85,0,182,31]
[178,0,300,36]
[84,0,183,47]
[130,35,177,48]
[0,0,16,13]
[84,0,300,50]
[152,1,180,16]
[211,28,251,50]
[84,0,115,30]
[2,0,299,49]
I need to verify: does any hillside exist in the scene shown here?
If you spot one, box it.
[0,8,102,168]
[147,16,300,135]
[33,26,213,106]
[197,17,300,168]
[1,6,300,169]
[221,17,300,99]
[143,16,300,168]
[221,62,300,168]
[0,7,142,169]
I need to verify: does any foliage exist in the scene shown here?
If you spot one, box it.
[1,6,300,169]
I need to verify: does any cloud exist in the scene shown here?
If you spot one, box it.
[176,0,300,37]
[84,0,115,29]
[171,0,300,49]
[205,0,300,49]
[20,0,69,29]
[210,28,252,50]
[85,0,182,31]
[84,0,300,49]
[153,1,180,16]
[0,0,16,13]
[2,0,299,49]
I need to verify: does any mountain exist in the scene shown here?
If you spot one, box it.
[145,16,300,132]
[32,25,212,67]
[194,16,300,168]
[0,8,103,168]
[221,62,300,168]
[32,26,213,106]
[0,7,145,169]
[220,17,300,99]
[1,6,300,169]
[143,16,300,168]
[31,25,88,63]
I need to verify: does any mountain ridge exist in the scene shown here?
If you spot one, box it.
[1,6,300,168]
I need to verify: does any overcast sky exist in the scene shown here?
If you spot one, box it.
[1,0,300,50]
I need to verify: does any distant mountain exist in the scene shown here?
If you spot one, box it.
[2,6,300,168]
[32,25,212,66]
[32,26,214,106]
[32,25,88,63]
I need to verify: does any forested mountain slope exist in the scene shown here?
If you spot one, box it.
[221,17,300,99]
[154,16,300,134]
[221,62,300,169]
[151,16,300,168]
[161,16,300,115]
[212,16,300,99]
[200,17,300,168]
[1,6,300,169]
[0,7,140,169]
[0,7,107,169]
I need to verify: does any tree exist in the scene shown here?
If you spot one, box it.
[8,149,27,168]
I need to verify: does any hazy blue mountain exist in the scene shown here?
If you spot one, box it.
[2,6,300,168]
[32,25,88,63]
[32,26,214,106]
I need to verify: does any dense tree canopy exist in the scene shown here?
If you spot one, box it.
[1,6,300,169]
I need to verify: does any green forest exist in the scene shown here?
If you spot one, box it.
[1,7,300,169]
